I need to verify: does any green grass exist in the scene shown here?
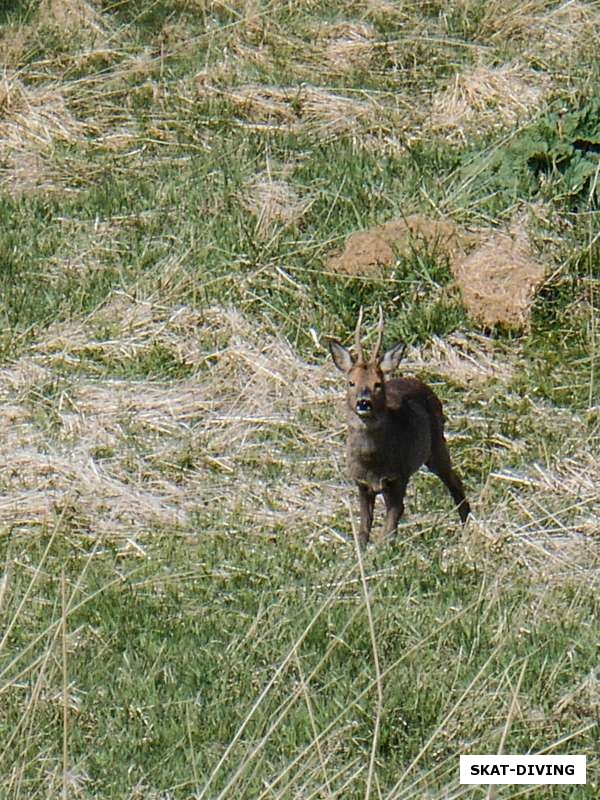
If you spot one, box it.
[2,529,597,798]
[0,1,598,798]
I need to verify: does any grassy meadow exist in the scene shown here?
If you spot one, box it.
[0,1,598,798]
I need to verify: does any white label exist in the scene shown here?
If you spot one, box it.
[460,755,586,784]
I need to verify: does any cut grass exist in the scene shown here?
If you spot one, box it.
[0,1,598,798]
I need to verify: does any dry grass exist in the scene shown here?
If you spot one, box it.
[310,21,377,75]
[404,331,517,387]
[0,25,29,68]
[241,172,312,237]
[328,215,474,277]
[534,0,600,58]
[0,0,593,565]
[0,77,89,148]
[0,299,341,542]
[483,452,600,582]
[0,150,62,195]
[451,216,547,330]
[2,290,597,583]
[0,73,97,193]
[428,63,549,143]
[473,0,600,70]
[475,0,557,42]
[39,0,108,34]
[197,81,396,141]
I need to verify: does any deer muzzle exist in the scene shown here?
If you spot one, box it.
[355,397,373,417]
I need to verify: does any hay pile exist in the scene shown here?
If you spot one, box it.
[450,221,546,330]
[328,213,547,330]
[328,214,473,277]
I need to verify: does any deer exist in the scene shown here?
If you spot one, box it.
[329,308,471,548]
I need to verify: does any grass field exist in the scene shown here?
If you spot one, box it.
[0,1,598,798]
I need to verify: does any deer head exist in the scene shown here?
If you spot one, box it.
[329,307,405,421]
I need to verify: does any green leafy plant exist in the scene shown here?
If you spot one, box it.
[467,99,600,206]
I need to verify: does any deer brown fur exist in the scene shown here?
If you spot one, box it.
[329,308,470,547]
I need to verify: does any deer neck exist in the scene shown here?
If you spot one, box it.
[347,407,388,434]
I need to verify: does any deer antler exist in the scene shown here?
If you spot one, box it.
[354,306,365,362]
[372,305,384,361]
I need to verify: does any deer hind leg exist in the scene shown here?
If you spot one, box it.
[426,441,471,524]
[357,483,376,548]
[381,478,408,540]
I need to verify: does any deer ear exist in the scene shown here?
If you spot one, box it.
[379,342,405,374]
[329,340,354,373]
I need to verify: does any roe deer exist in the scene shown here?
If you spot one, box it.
[329,308,470,547]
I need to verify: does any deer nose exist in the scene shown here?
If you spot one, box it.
[356,396,372,415]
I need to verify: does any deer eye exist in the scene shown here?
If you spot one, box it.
[348,380,355,387]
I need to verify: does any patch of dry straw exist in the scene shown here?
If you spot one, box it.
[0,300,341,542]
[197,82,385,140]
[310,21,376,75]
[1,295,596,581]
[533,1,600,58]
[451,218,547,330]
[39,0,108,34]
[474,0,557,41]
[241,173,312,237]
[428,64,549,142]
[0,73,96,193]
[403,332,517,387]
[485,452,600,582]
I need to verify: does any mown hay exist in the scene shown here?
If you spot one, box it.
[0,299,340,540]
[535,1,600,57]
[328,214,474,276]
[315,22,376,74]
[475,0,555,42]
[488,452,600,581]
[404,332,517,387]
[39,0,107,33]
[197,82,381,138]
[0,25,28,68]
[328,231,395,275]
[241,174,311,237]
[327,212,546,330]
[428,64,549,142]
[0,73,95,193]
[450,220,546,330]
[473,0,600,65]
[1,291,597,578]
[0,75,91,148]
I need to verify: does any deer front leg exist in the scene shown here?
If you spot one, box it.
[356,483,375,549]
[382,479,407,539]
